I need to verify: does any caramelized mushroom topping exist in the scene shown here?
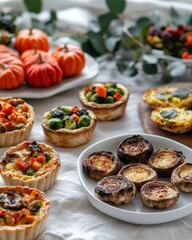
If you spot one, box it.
[0,192,23,209]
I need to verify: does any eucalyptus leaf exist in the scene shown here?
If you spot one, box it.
[105,36,121,52]
[160,74,173,83]
[136,17,152,29]
[89,20,101,33]
[82,39,101,57]
[141,23,152,43]
[109,20,124,36]
[106,0,126,13]
[170,8,180,20]
[156,92,165,100]
[151,49,164,57]
[143,54,157,64]
[50,10,57,22]
[171,88,190,98]
[123,67,138,77]
[89,32,107,54]
[116,61,138,77]
[160,109,177,119]
[135,50,143,60]
[98,12,117,33]
[142,61,158,74]
[167,62,186,77]
[116,61,127,72]
[151,13,161,27]
[123,36,140,49]
[128,26,140,36]
[24,0,42,13]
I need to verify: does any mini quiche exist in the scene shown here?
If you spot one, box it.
[79,82,129,121]
[151,107,192,133]
[171,163,192,192]
[83,151,122,180]
[148,148,185,177]
[0,186,49,240]
[42,105,97,147]
[142,87,192,109]
[94,175,136,205]
[0,141,60,191]
[0,97,34,147]
[140,181,180,209]
[118,163,157,189]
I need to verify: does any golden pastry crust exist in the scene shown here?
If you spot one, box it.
[151,107,192,133]
[171,163,192,192]
[79,83,130,121]
[94,175,136,205]
[0,141,60,191]
[142,87,192,109]
[118,163,157,189]
[83,151,122,180]
[0,97,34,147]
[140,181,180,209]
[0,186,50,240]
[148,148,185,177]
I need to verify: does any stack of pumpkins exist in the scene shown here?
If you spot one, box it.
[0,28,85,89]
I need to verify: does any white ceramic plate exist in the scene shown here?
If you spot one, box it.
[77,133,192,225]
[0,53,99,99]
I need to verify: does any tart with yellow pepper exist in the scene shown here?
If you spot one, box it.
[0,186,50,240]
[42,105,97,147]
[0,97,34,147]
[150,107,192,133]
[79,82,130,121]
[0,141,60,191]
[142,87,192,109]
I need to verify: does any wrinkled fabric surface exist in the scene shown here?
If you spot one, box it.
[0,1,192,240]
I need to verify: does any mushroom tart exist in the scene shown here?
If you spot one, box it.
[83,151,122,181]
[0,141,60,191]
[148,148,185,177]
[42,105,97,147]
[79,82,129,121]
[151,107,192,133]
[171,163,192,192]
[142,87,192,109]
[140,181,180,209]
[0,186,50,240]
[117,135,154,164]
[94,175,136,205]
[118,163,157,189]
[0,97,34,147]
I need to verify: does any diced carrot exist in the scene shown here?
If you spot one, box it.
[114,92,122,101]
[16,159,30,172]
[21,105,28,112]
[36,155,46,164]
[29,157,36,165]
[45,163,51,169]
[71,106,80,113]
[30,190,39,198]
[8,113,17,121]
[71,113,80,122]
[16,115,27,124]
[4,122,15,131]
[32,161,42,171]
[2,105,14,115]
[0,112,6,118]
[95,86,107,98]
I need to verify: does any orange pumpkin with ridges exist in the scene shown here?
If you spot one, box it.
[0,44,19,58]
[24,54,63,88]
[14,28,49,54]
[0,54,25,89]
[20,46,47,62]
[51,44,85,77]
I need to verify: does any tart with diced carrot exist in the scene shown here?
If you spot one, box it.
[0,186,49,240]
[0,97,34,147]
[0,141,60,191]
[79,82,130,121]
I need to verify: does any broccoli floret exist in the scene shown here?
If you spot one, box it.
[43,111,52,119]
[51,109,65,118]
[104,96,115,103]
[58,106,72,115]
[77,115,91,128]
[90,93,103,103]
[76,108,89,116]
[48,118,63,130]
[63,116,77,130]
[25,168,36,176]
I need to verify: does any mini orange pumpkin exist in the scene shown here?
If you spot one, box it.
[14,28,49,54]
[20,46,48,62]
[0,44,19,58]
[0,54,25,89]
[24,53,63,88]
[51,44,85,77]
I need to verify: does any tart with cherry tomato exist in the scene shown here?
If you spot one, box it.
[0,141,60,191]
[79,82,129,121]
[0,186,49,240]
[0,97,34,147]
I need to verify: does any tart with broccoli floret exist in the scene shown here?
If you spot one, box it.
[79,82,129,121]
[0,186,49,240]
[42,106,97,147]
[0,140,60,191]
[0,97,34,147]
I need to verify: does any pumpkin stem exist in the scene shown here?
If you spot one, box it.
[64,44,69,52]
[29,28,33,35]
[0,63,8,70]
[34,45,37,53]
[38,53,45,64]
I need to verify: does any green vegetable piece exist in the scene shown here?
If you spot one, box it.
[90,93,103,103]
[77,115,91,128]
[116,87,124,95]
[29,200,42,214]
[51,109,65,118]
[58,106,72,115]
[43,111,52,119]
[25,168,36,176]
[104,96,115,103]
[85,92,93,101]
[107,87,117,96]
[171,88,190,99]
[160,109,177,119]
[44,152,51,162]
[15,123,25,130]
[63,116,77,130]
[48,118,63,130]
[104,82,117,88]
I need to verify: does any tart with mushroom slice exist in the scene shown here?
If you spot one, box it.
[118,163,157,189]
[0,97,34,147]
[83,151,122,181]
[94,175,136,205]
[0,140,60,191]
[79,82,130,121]
[0,186,50,240]
[42,105,97,147]
[117,135,154,164]
[171,163,192,192]
[142,87,192,109]
[140,181,180,209]
[148,148,185,177]
[151,107,192,133]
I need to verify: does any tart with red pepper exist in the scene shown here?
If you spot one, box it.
[79,82,129,121]
[0,186,49,240]
[0,97,34,147]
[42,105,97,147]
[0,141,60,191]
